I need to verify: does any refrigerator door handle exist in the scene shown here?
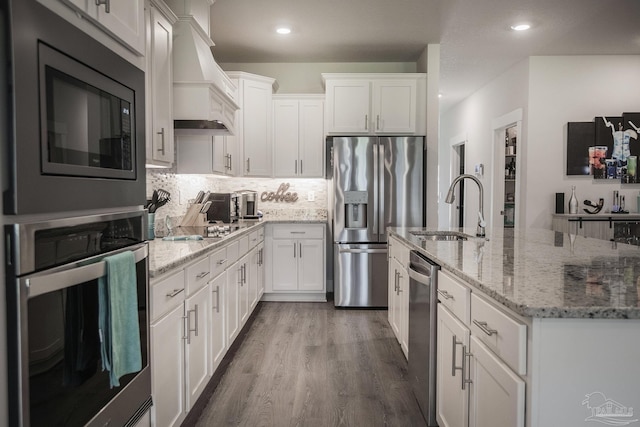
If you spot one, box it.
[378,140,385,241]
[372,140,379,240]
[338,248,388,254]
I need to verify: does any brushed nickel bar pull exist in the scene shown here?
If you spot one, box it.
[364,114,368,130]
[290,231,306,234]
[473,320,498,336]
[217,259,227,265]
[295,160,298,174]
[293,243,296,258]
[166,288,184,298]
[397,272,403,293]
[462,346,473,390]
[196,271,210,280]
[299,242,302,257]
[96,0,110,13]
[156,128,165,155]
[193,304,199,337]
[452,335,463,377]
[300,160,303,174]
[438,289,454,300]
[212,285,220,313]
[246,158,250,173]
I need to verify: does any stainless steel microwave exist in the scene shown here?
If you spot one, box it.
[1,0,146,214]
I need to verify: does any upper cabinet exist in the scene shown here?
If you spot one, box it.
[176,134,236,176]
[55,0,146,55]
[145,0,178,168]
[226,72,278,177]
[322,73,426,135]
[272,95,325,178]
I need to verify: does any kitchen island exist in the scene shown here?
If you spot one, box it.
[389,227,640,427]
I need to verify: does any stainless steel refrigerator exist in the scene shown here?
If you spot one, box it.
[330,136,424,307]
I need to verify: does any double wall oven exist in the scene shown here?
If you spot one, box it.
[2,0,150,425]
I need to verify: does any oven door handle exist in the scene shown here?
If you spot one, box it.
[24,244,148,298]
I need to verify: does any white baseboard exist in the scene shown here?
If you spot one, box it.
[260,293,327,302]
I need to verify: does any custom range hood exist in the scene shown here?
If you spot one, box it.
[172,16,239,135]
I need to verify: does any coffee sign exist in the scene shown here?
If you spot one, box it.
[261,183,299,203]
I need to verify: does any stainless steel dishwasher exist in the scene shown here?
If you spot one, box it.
[408,250,439,427]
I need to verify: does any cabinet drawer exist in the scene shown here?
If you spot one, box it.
[210,247,228,278]
[249,230,260,248]
[185,256,211,295]
[470,293,527,376]
[238,235,249,255]
[272,224,324,239]
[257,227,265,242]
[151,270,185,322]
[226,240,240,264]
[437,270,470,325]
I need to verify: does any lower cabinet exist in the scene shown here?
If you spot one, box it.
[387,235,409,358]
[209,273,226,374]
[435,270,525,427]
[150,225,266,427]
[185,284,211,409]
[265,224,326,300]
[151,303,186,427]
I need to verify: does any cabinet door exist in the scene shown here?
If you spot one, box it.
[225,266,240,345]
[257,243,265,299]
[210,274,226,374]
[273,100,299,177]
[242,79,272,176]
[238,255,250,326]
[248,247,259,310]
[211,135,227,174]
[372,80,417,133]
[437,305,470,427]
[94,0,145,55]
[151,304,185,427]
[272,239,298,291]
[390,258,402,340]
[325,80,371,133]
[469,336,525,427]
[298,239,325,291]
[298,99,324,177]
[176,135,213,174]
[185,284,211,409]
[148,6,173,165]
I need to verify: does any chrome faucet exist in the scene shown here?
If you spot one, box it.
[445,174,486,237]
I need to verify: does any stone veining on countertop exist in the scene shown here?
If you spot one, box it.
[389,227,640,319]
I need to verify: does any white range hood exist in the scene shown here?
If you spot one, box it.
[172,16,239,135]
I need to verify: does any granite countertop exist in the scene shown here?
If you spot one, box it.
[149,219,327,278]
[389,227,640,319]
[553,212,640,219]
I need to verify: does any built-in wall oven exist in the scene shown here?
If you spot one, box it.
[1,0,146,214]
[4,210,151,426]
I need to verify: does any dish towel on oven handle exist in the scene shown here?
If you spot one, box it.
[98,250,142,388]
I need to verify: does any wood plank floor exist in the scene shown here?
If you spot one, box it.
[192,302,427,427]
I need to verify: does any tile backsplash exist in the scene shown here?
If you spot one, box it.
[146,166,329,229]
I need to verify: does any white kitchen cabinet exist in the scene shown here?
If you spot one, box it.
[272,96,324,178]
[225,258,241,344]
[151,303,186,427]
[209,272,226,374]
[265,224,326,301]
[435,269,525,427]
[184,283,211,409]
[145,1,177,167]
[437,304,470,427]
[387,235,410,358]
[176,134,235,175]
[469,336,525,427]
[256,242,265,301]
[322,74,426,135]
[56,0,145,54]
[226,72,277,177]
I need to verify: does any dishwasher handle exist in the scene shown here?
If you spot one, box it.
[408,267,432,285]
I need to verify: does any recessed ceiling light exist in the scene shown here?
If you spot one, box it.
[276,27,291,35]
[510,23,531,31]
[438,93,443,98]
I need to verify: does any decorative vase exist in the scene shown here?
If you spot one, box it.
[568,186,578,214]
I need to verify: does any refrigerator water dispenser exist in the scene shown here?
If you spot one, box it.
[344,191,368,229]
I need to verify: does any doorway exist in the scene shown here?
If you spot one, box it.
[450,143,466,228]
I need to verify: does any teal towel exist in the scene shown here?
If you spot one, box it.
[98,251,142,388]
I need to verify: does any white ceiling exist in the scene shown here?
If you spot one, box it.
[209,0,640,111]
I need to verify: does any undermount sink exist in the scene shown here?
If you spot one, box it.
[409,231,471,241]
